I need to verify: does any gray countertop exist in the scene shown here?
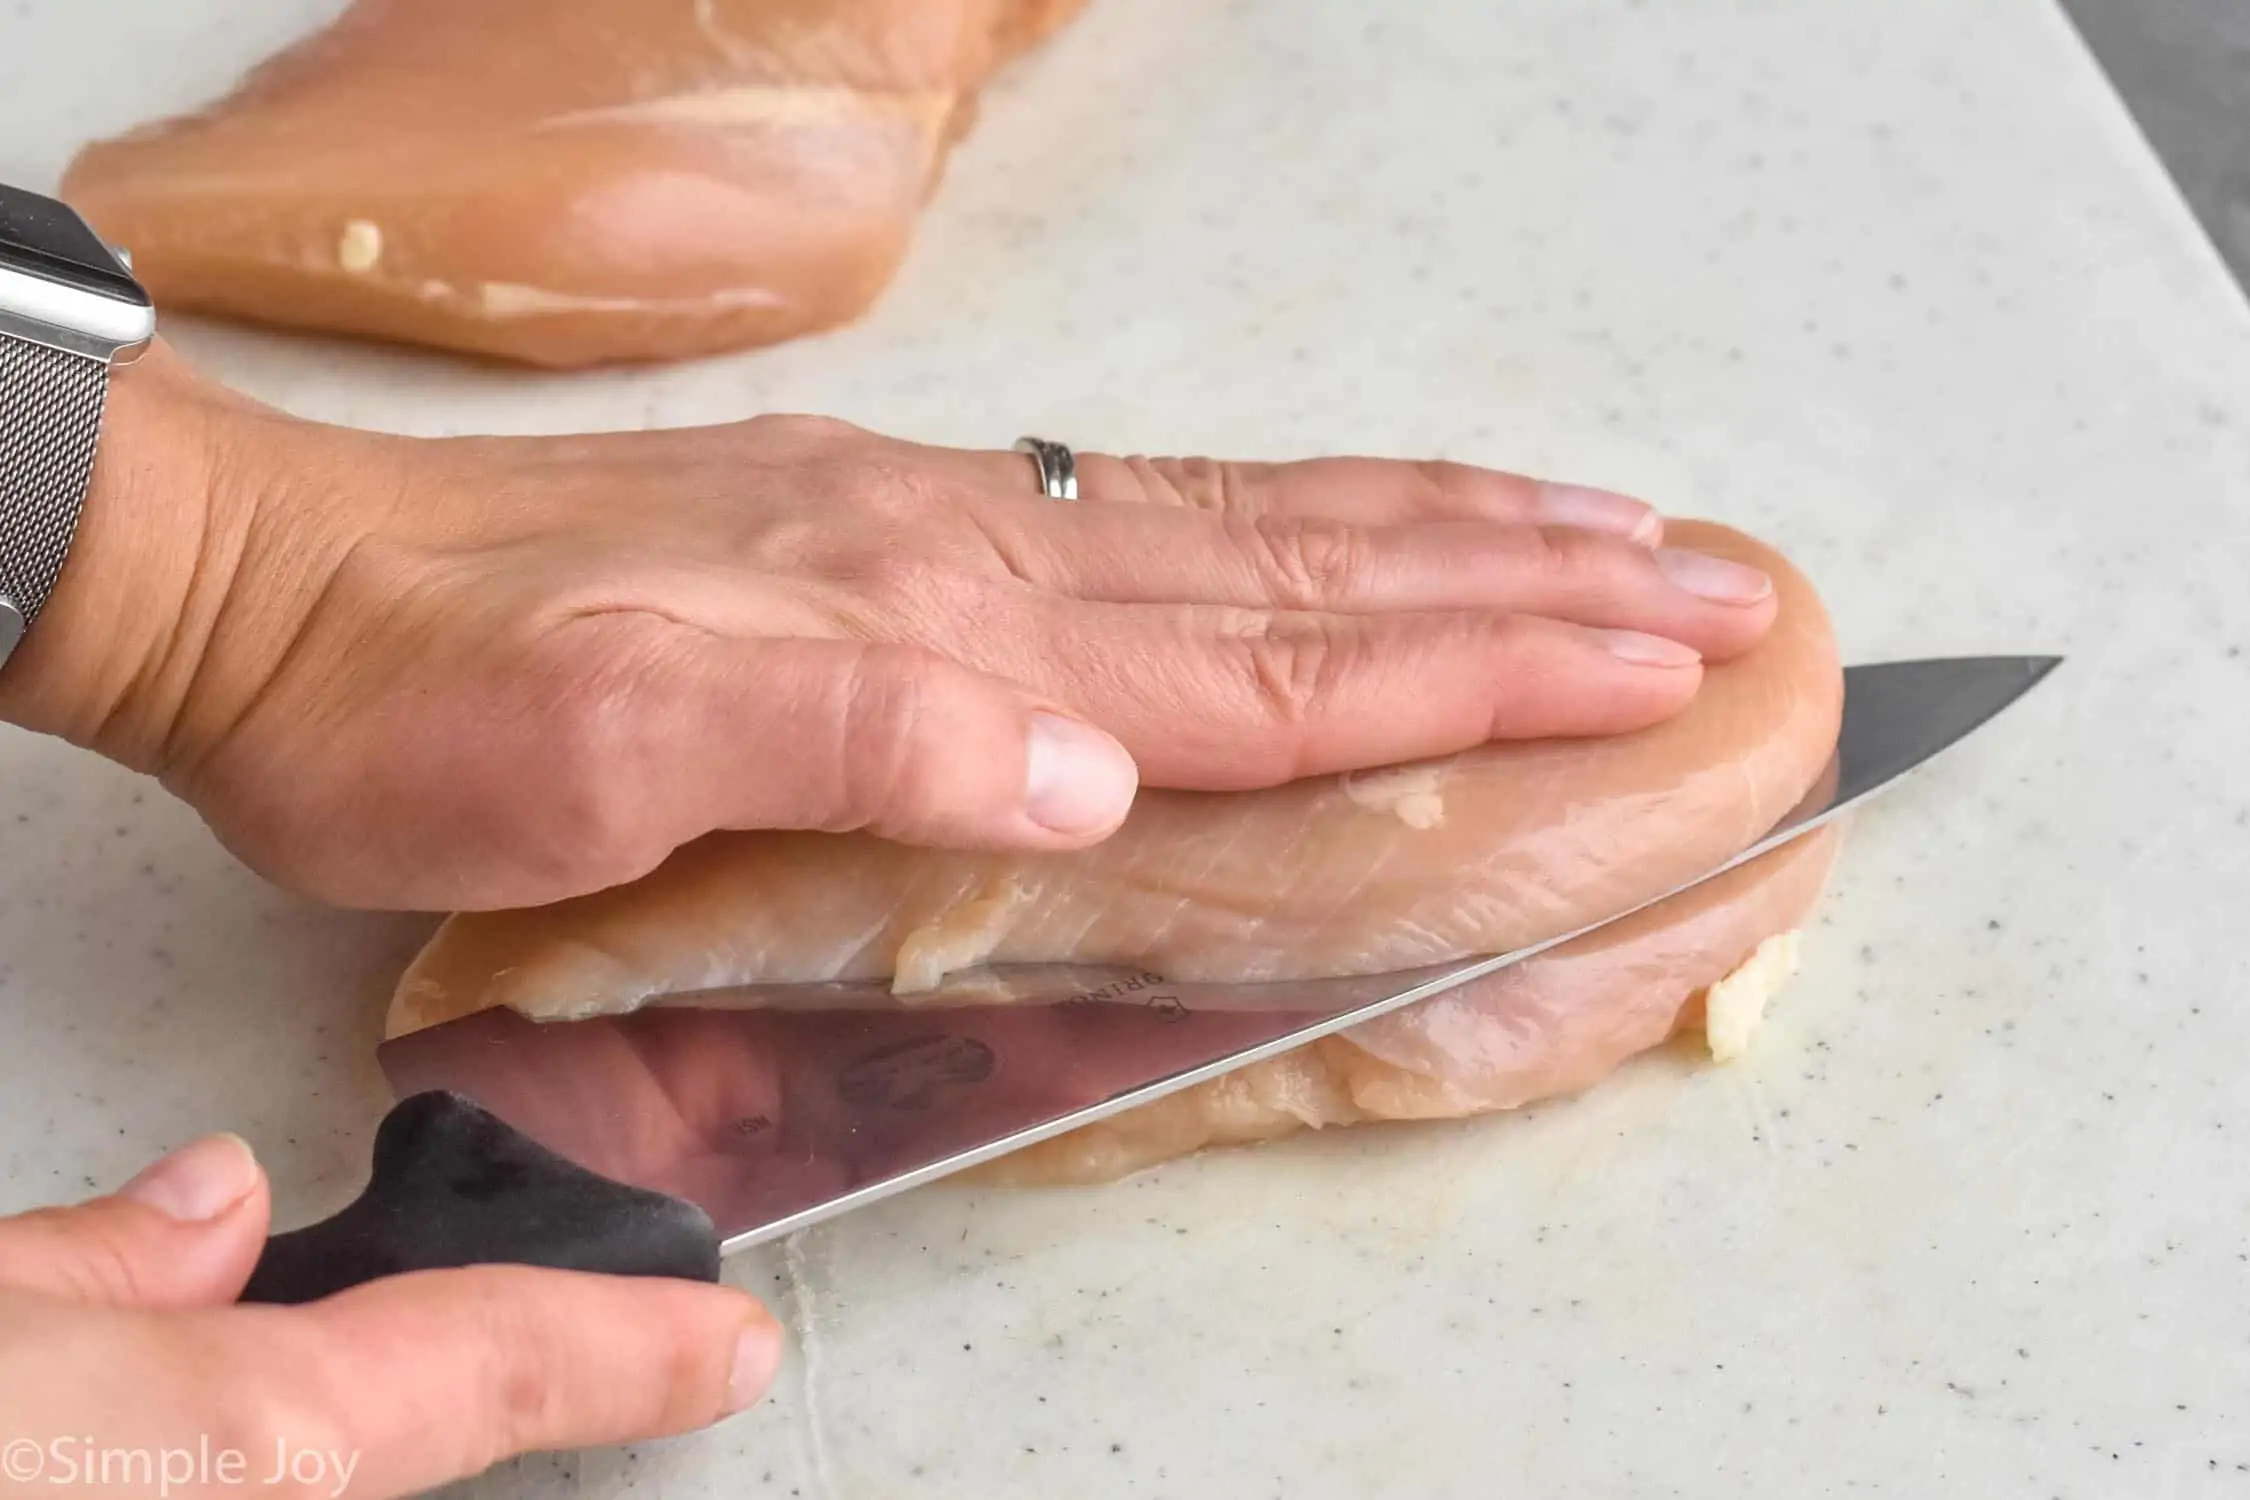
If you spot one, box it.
[5,0,2249,1495]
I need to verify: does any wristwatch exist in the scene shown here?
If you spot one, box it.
[0,181,155,670]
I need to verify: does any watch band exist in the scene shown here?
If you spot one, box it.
[0,331,108,652]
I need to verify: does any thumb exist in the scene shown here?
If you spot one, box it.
[0,1133,271,1308]
[650,636,1140,850]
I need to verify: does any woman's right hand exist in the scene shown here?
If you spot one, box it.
[0,1134,779,1500]
[1,345,1776,912]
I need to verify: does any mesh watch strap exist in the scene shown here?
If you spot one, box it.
[0,331,107,628]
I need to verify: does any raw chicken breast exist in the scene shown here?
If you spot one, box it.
[62,0,1086,367]
[389,519,1843,1177]
[392,522,1841,1033]
[976,826,1837,1184]
[378,831,1835,1201]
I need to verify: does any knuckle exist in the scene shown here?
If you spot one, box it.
[1165,456,1226,511]
[1410,459,1483,507]
[829,646,948,835]
[455,1271,730,1446]
[292,1275,562,1481]
[1129,455,1254,514]
[606,1288,734,1430]
[8,1212,153,1304]
[1246,516,1369,609]
[729,512,828,574]
[541,697,633,834]
[520,651,673,882]
[798,470,970,585]
[462,1298,570,1466]
[65,1233,150,1306]
[1119,454,1193,508]
[835,452,950,527]
[736,411,862,450]
[1229,612,1347,728]
[1524,523,1609,585]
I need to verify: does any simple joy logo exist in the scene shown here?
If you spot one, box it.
[3,1436,361,1497]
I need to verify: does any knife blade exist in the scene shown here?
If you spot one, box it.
[242,655,2058,1302]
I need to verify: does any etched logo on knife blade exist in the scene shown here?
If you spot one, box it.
[836,1035,997,1112]
[1059,970,1187,1019]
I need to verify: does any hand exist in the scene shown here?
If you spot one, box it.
[0,345,1777,911]
[0,1134,780,1500]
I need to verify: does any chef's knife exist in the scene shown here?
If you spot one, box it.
[242,655,2059,1303]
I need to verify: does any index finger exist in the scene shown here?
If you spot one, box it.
[178,1267,779,1497]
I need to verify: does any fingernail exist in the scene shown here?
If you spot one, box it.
[1596,629,1702,668]
[117,1133,259,1222]
[726,1309,785,1414]
[1536,484,1662,545]
[1024,713,1139,837]
[1654,547,1773,605]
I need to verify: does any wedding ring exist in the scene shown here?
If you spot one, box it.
[1013,436,1078,501]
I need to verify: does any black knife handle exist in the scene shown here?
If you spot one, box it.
[240,1091,722,1305]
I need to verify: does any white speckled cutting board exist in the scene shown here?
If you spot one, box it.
[4,1,2248,1494]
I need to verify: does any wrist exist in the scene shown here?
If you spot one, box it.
[0,341,340,774]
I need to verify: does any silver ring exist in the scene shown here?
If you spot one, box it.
[1014,436,1078,501]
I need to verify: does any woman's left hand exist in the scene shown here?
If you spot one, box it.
[1,345,1776,911]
